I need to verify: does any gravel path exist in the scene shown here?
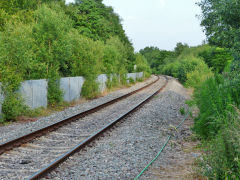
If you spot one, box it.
[0,76,165,180]
[0,76,157,144]
[45,77,190,180]
[142,119,203,180]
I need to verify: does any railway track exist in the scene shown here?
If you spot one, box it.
[0,76,168,180]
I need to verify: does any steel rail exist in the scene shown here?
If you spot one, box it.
[0,77,159,155]
[27,76,168,180]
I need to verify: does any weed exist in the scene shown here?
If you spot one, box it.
[128,77,135,84]
[180,107,186,115]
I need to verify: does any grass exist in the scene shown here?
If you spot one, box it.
[180,107,186,115]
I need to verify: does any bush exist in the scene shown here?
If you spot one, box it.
[128,77,135,84]
[81,78,99,99]
[193,73,240,139]
[2,94,27,120]
[198,47,233,73]
[185,61,213,88]
[161,56,204,83]
[47,76,63,105]
[106,75,119,89]
[134,53,152,76]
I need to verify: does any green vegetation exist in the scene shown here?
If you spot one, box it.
[139,0,240,178]
[141,43,238,179]
[197,0,240,71]
[147,45,214,86]
[194,74,240,179]
[139,46,175,74]
[139,1,240,176]
[180,107,185,115]
[141,42,238,179]
[0,0,151,122]
[194,0,240,178]
[198,47,233,73]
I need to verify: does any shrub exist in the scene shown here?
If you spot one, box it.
[47,75,63,105]
[134,53,152,76]
[106,75,119,89]
[185,61,214,88]
[161,63,177,77]
[193,74,240,139]
[198,47,233,73]
[161,56,204,83]
[128,77,135,84]
[81,78,99,99]
[2,93,27,120]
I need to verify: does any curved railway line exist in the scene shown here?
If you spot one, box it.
[0,76,168,180]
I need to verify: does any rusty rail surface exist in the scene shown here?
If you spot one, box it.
[0,76,159,155]
[27,76,168,180]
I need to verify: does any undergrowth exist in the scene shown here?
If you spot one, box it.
[193,73,240,179]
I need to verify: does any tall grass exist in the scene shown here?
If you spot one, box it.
[193,73,240,179]
[200,109,240,179]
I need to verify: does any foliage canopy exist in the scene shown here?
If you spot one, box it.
[0,0,151,121]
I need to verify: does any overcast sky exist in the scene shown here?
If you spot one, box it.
[66,0,206,52]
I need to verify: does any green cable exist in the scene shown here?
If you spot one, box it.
[134,111,190,180]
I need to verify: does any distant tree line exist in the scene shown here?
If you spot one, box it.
[139,42,231,75]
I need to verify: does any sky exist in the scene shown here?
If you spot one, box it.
[66,0,206,52]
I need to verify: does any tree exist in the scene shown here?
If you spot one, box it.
[0,0,65,14]
[174,42,189,56]
[198,47,233,73]
[197,0,240,70]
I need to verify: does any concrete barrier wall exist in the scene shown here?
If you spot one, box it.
[60,77,85,102]
[19,79,48,109]
[0,72,143,113]
[97,74,108,93]
[127,73,137,82]
[0,83,3,115]
[136,72,144,79]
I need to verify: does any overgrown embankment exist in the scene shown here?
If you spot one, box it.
[140,41,240,179]
[0,0,151,122]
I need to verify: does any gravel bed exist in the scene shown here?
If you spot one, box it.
[45,78,190,180]
[0,76,157,143]
[0,76,165,179]
[141,119,200,180]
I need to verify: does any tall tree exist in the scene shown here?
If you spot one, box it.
[198,0,240,70]
[174,42,189,56]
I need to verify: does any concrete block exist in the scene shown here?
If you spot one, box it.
[19,80,33,108]
[137,72,143,79]
[127,73,137,83]
[19,79,48,109]
[60,77,70,102]
[69,77,79,101]
[77,76,85,98]
[60,76,85,102]
[97,74,108,93]
[0,83,3,115]
[32,79,48,108]
[69,77,84,101]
